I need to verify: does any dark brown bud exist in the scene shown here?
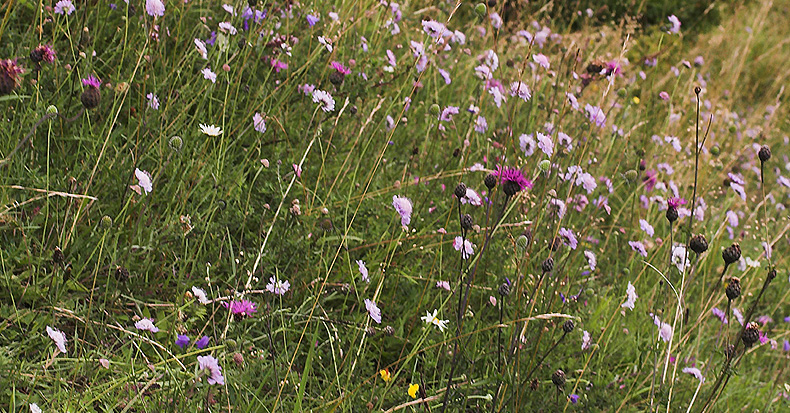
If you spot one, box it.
[498,282,511,297]
[485,173,497,189]
[666,207,678,223]
[742,322,760,348]
[722,243,741,265]
[460,214,474,231]
[542,257,554,273]
[725,277,741,300]
[454,183,467,199]
[551,369,566,388]
[115,265,130,281]
[562,320,575,334]
[81,87,101,110]
[758,145,771,163]
[384,325,395,336]
[233,352,244,367]
[52,246,64,265]
[689,234,708,254]
[328,71,345,86]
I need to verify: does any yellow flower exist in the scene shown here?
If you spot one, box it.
[633,96,641,104]
[380,369,392,382]
[408,383,419,398]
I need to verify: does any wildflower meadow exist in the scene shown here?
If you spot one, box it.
[2,0,790,411]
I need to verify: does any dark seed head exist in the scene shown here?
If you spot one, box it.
[115,265,130,282]
[454,183,468,199]
[542,257,554,273]
[722,243,741,265]
[725,277,741,300]
[530,377,539,391]
[484,173,497,189]
[498,282,511,297]
[384,325,395,336]
[742,322,760,348]
[81,87,101,110]
[366,326,377,337]
[724,344,736,359]
[460,213,474,231]
[549,237,562,252]
[551,369,566,388]
[666,206,678,223]
[758,145,771,163]
[767,268,777,282]
[233,352,245,367]
[52,246,64,265]
[689,234,708,254]
[562,320,575,334]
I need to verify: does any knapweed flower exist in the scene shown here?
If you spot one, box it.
[146,93,160,110]
[668,15,681,34]
[134,168,153,194]
[330,61,351,75]
[30,45,56,64]
[80,75,101,109]
[266,276,290,295]
[364,299,382,324]
[191,286,210,304]
[195,335,210,349]
[54,0,75,15]
[253,113,266,133]
[197,355,225,385]
[311,89,335,112]
[392,195,413,226]
[453,236,475,259]
[494,166,532,196]
[175,334,190,349]
[558,228,578,250]
[357,260,369,283]
[380,369,392,382]
[134,318,159,333]
[199,124,222,136]
[621,282,637,310]
[194,38,208,59]
[46,326,67,354]
[145,0,165,17]
[408,383,420,398]
[201,67,217,83]
[421,309,449,332]
[223,299,257,317]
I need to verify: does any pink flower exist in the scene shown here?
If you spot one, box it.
[135,168,153,194]
[682,367,704,382]
[436,280,450,291]
[46,326,67,354]
[659,91,670,101]
[81,75,101,88]
[197,355,225,385]
[54,0,75,15]
[330,61,351,75]
[266,276,290,295]
[145,0,165,17]
[134,318,159,333]
[533,53,549,69]
[668,15,681,34]
[628,240,647,257]
[357,260,369,283]
[364,299,382,323]
[223,299,257,317]
[392,195,413,226]
[201,67,217,83]
[621,282,637,310]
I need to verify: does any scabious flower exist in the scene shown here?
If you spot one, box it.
[536,132,553,157]
[311,89,335,112]
[421,20,446,38]
[197,355,225,385]
[135,168,153,194]
[509,81,531,101]
[639,219,654,237]
[145,0,164,17]
[494,166,533,196]
[584,104,606,127]
[652,314,673,342]
[671,244,690,273]
[628,240,647,257]
[682,367,704,382]
[461,188,482,206]
[392,195,413,226]
[192,286,210,304]
[533,53,550,69]
[421,309,449,332]
[146,93,160,110]
[195,335,210,349]
[474,116,487,133]
[194,38,208,59]
[46,326,68,354]
[134,318,159,333]
[668,15,681,34]
[356,260,369,283]
[266,276,290,295]
[54,0,75,15]
[621,282,637,310]
[558,227,578,250]
[581,330,591,350]
[201,67,217,83]
[520,134,536,156]
[453,236,475,259]
[199,124,222,136]
[364,299,382,323]
[223,299,257,317]
[175,334,190,349]
[253,113,266,133]
[439,106,459,122]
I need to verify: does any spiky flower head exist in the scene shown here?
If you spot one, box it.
[722,243,741,265]
[758,145,771,163]
[725,277,741,301]
[551,369,566,388]
[742,322,760,348]
[689,234,708,254]
[494,166,532,197]
[81,75,101,89]
[562,320,575,334]
[0,59,25,95]
[30,45,56,64]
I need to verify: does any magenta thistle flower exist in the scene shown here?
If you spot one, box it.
[197,355,225,385]
[81,75,101,88]
[330,61,351,75]
[31,45,56,64]
[494,166,532,196]
[223,299,257,317]
[666,197,686,209]
[0,59,25,95]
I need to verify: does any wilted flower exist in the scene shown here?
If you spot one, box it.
[30,45,56,64]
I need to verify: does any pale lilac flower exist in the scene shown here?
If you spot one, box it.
[712,307,728,324]
[54,0,75,15]
[318,36,333,52]
[730,182,746,200]
[659,91,670,101]
[197,355,225,385]
[251,112,266,133]
[621,281,637,310]
[145,0,165,17]
[134,318,159,333]
[436,280,450,291]
[99,358,110,368]
[421,309,449,332]
[581,330,591,350]
[201,67,217,83]
[489,12,502,29]
[46,326,68,353]
[639,219,654,237]
[392,195,413,226]
[668,15,681,34]
[30,404,42,413]
[558,227,578,250]
[653,314,673,342]
[733,308,744,325]
[421,20,446,38]
[306,14,319,27]
[474,116,487,133]
[483,50,499,71]
[357,260,369,283]
[584,250,597,270]
[453,236,475,259]
[439,106,459,122]
[364,298,382,323]
[146,93,160,110]
[536,132,553,157]
[549,198,566,218]
[194,38,208,59]
[266,276,290,295]
[566,92,579,110]
[682,367,704,382]
[558,132,572,151]
[533,53,549,69]
[311,89,335,112]
[461,188,482,206]
[192,286,210,304]
[135,168,153,194]
[520,134,536,156]
[584,104,606,127]
[629,240,647,257]
[576,172,597,194]
[509,81,531,101]
[218,22,237,35]
[438,68,451,84]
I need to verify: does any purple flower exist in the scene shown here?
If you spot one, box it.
[581,330,591,350]
[201,67,217,83]
[653,314,673,342]
[436,280,450,291]
[253,113,266,133]
[175,334,190,349]
[81,75,101,89]
[509,81,531,101]
[474,116,487,133]
[783,340,790,352]
[266,276,290,295]
[54,0,75,15]
[438,68,451,84]
[145,0,165,17]
[712,307,728,324]
[668,15,681,34]
[659,91,670,101]
[197,355,225,385]
[558,228,578,250]
[134,318,159,333]
[357,260,369,283]
[223,299,257,317]
[32,45,56,64]
[584,104,606,127]
[628,240,647,257]
[519,134,536,156]
[364,299,382,323]
[643,170,658,192]
[392,195,413,226]
[146,93,160,110]
[270,58,288,73]
[667,197,686,209]
[306,14,319,27]
[533,53,550,69]
[439,106,459,122]
[494,166,533,194]
[621,282,637,310]
[639,219,654,237]
[330,61,351,75]
[195,335,210,349]
[569,394,580,404]
[312,89,335,112]
[536,132,553,157]
[421,20,446,38]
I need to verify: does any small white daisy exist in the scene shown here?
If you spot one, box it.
[199,124,222,136]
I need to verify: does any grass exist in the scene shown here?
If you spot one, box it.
[1,0,790,411]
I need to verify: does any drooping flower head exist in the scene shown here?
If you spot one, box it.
[0,59,25,95]
[223,299,257,317]
[392,195,413,226]
[494,166,532,197]
[197,355,225,385]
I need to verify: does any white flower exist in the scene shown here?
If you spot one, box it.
[191,286,210,304]
[253,113,266,133]
[453,236,475,259]
[199,124,222,136]
[30,403,42,413]
[145,0,165,17]
[671,244,690,273]
[135,168,153,194]
[364,299,382,324]
[311,89,335,112]
[421,309,449,332]
[46,326,67,354]
[194,38,208,59]
[266,276,290,295]
[581,330,591,350]
[461,188,482,206]
[218,22,237,35]
[584,251,597,271]
[621,281,637,310]
[134,318,159,333]
[318,36,333,52]
[201,67,217,83]
[682,367,704,383]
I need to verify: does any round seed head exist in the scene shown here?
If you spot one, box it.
[52,246,64,265]
[115,265,130,281]
[81,87,101,110]
[502,180,521,197]
[542,257,554,273]
[725,277,741,300]
[460,214,474,231]
[100,215,113,230]
[530,377,539,391]
[666,206,678,223]
[562,320,575,334]
[454,183,467,199]
[498,282,511,297]
[551,369,566,388]
[722,243,741,265]
[689,234,708,254]
[742,322,760,348]
[549,237,562,252]
[328,71,345,86]
[384,325,395,336]
[758,145,771,163]
[366,326,377,337]
[484,173,497,189]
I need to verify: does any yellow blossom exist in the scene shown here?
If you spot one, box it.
[408,383,419,398]
[633,96,641,104]
[380,369,392,382]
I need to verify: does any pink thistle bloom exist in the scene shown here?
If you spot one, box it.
[330,61,351,75]
[46,326,68,354]
[223,299,257,317]
[197,355,225,385]
[494,166,533,193]
[81,75,101,88]
[0,59,25,94]
[145,0,165,17]
[364,299,382,323]
[134,318,159,333]
[666,197,686,209]
[32,45,56,64]
[392,195,413,226]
